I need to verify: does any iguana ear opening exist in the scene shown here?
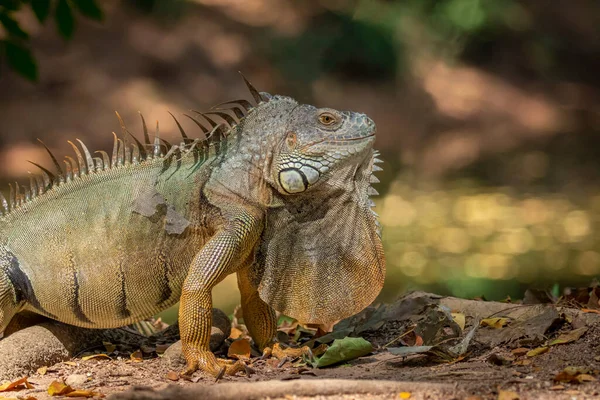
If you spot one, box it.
[252,159,385,324]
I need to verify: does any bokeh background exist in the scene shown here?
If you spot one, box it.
[1,0,600,318]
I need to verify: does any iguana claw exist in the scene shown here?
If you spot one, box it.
[261,342,313,362]
[181,350,247,378]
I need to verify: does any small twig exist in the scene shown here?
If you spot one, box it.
[383,325,416,348]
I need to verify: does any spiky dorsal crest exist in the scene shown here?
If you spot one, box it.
[1,76,269,216]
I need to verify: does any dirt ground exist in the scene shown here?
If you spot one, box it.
[1,292,600,400]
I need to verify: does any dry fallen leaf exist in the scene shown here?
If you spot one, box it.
[48,381,73,396]
[63,362,77,366]
[526,347,549,357]
[229,327,244,340]
[166,371,179,381]
[554,366,597,383]
[398,392,411,399]
[581,308,600,314]
[102,342,116,353]
[130,350,143,362]
[511,348,529,357]
[549,327,588,346]
[37,366,48,376]
[480,318,510,329]
[0,377,33,392]
[65,390,99,398]
[451,313,466,330]
[550,385,565,390]
[156,344,171,354]
[81,354,111,361]
[513,359,531,366]
[228,338,252,360]
[497,389,519,400]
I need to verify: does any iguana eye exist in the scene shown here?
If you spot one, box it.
[318,113,337,126]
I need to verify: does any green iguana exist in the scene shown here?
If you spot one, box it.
[0,77,385,377]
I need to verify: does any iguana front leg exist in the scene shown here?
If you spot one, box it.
[179,210,262,377]
[237,267,311,361]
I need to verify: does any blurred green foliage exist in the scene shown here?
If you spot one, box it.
[0,0,103,80]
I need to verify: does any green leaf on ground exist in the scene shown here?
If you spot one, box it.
[313,337,373,368]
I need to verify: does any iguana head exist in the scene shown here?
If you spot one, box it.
[269,104,376,195]
[226,91,386,325]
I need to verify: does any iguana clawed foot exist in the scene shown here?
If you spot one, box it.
[181,349,248,379]
[261,342,313,361]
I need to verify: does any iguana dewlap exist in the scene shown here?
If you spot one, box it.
[0,78,385,376]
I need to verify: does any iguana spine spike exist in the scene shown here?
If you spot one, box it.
[369,175,380,184]
[8,183,14,210]
[23,185,31,202]
[126,131,147,161]
[75,139,95,173]
[111,132,119,168]
[372,164,383,172]
[204,111,238,128]
[37,139,65,184]
[115,111,130,154]
[368,199,376,208]
[93,157,103,172]
[28,174,37,199]
[183,114,210,137]
[27,161,55,189]
[373,157,383,164]
[131,142,140,163]
[154,121,162,157]
[239,72,263,104]
[168,111,189,141]
[68,140,87,175]
[64,156,77,180]
[367,187,379,196]
[0,191,8,214]
[139,112,151,148]
[211,99,252,112]
[95,151,110,171]
[14,183,21,207]
[117,139,125,166]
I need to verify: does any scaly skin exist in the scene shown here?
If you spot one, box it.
[0,84,385,377]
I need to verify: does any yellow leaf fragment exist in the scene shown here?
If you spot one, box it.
[37,366,48,376]
[81,354,111,361]
[526,347,549,357]
[451,313,466,330]
[0,377,32,392]
[130,350,143,362]
[480,318,510,329]
[64,362,77,366]
[399,392,411,399]
[65,390,99,398]
[228,339,251,360]
[102,342,116,353]
[48,381,73,396]
[497,390,519,400]
[229,327,244,340]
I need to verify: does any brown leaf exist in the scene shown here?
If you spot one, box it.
[549,327,588,346]
[166,371,179,381]
[581,308,600,315]
[64,361,77,366]
[550,385,565,390]
[554,366,596,383]
[81,354,111,361]
[513,359,531,366]
[480,318,510,329]
[0,377,33,392]
[511,348,529,357]
[228,339,251,360]
[37,366,48,375]
[48,381,73,396]
[155,344,171,354]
